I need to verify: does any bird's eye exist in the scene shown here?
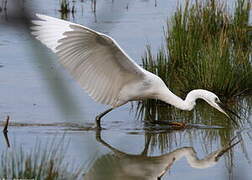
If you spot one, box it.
[215,97,219,102]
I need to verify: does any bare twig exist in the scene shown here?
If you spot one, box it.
[3,130,10,147]
[3,116,10,147]
[3,115,9,133]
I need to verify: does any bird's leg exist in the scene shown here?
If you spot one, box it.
[157,157,176,180]
[95,108,114,129]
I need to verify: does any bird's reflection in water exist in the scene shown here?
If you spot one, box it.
[84,130,240,180]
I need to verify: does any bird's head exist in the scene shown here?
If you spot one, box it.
[183,137,241,169]
[201,91,239,125]
[203,93,227,116]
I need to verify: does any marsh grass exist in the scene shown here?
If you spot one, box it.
[138,0,252,122]
[138,1,252,175]
[143,0,251,99]
[0,137,83,179]
[142,97,252,178]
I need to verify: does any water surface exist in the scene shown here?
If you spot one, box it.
[0,0,251,179]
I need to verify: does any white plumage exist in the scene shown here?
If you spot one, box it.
[31,14,235,128]
[32,14,146,107]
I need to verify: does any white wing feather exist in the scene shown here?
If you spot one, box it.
[31,14,145,106]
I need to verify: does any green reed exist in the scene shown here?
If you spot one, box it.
[0,137,83,179]
[139,0,252,122]
[143,0,251,99]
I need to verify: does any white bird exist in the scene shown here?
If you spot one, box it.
[84,132,240,180]
[31,14,237,129]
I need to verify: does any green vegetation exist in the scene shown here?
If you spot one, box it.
[137,2,252,167]
[139,0,252,121]
[59,0,70,14]
[143,0,251,98]
[0,138,83,179]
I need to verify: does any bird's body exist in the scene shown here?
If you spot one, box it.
[116,70,165,106]
[31,14,236,129]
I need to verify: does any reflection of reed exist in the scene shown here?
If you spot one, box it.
[1,0,7,11]
[59,0,76,20]
[0,0,8,20]
[136,97,251,126]
[136,97,252,139]
[136,97,252,179]
[84,130,240,180]
[91,0,96,12]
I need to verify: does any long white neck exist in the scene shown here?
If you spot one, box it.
[158,89,209,111]
[184,148,219,169]
[168,147,218,169]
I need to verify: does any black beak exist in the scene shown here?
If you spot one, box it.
[217,102,240,126]
[215,136,241,161]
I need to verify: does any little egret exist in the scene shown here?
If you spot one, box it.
[31,14,237,129]
[84,131,240,179]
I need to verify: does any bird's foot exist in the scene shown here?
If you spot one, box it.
[167,122,186,129]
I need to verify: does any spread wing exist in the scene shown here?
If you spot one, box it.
[31,14,145,106]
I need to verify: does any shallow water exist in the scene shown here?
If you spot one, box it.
[0,0,252,179]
